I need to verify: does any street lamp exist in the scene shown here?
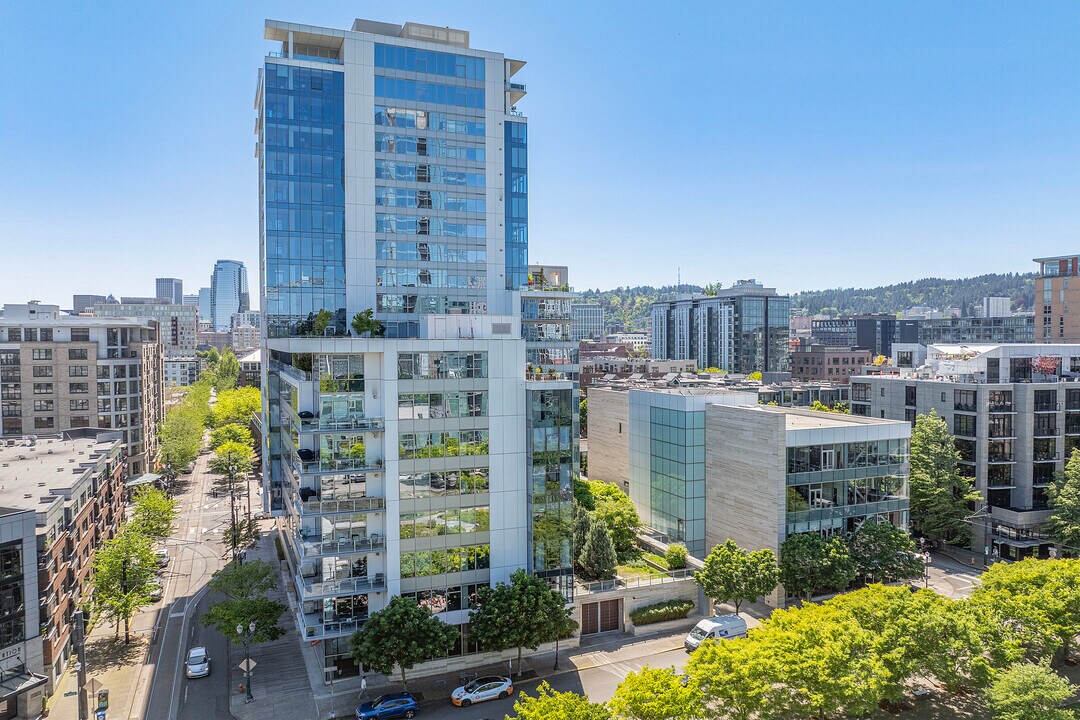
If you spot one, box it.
[237,620,257,703]
[922,551,932,589]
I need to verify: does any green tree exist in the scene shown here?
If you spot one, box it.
[985,662,1075,720]
[665,543,688,570]
[208,559,278,599]
[580,479,640,554]
[695,540,779,613]
[512,682,611,720]
[157,381,210,472]
[579,519,618,581]
[209,423,254,451]
[847,519,923,584]
[746,370,762,381]
[572,504,592,569]
[210,347,240,391]
[609,666,704,720]
[579,397,588,437]
[909,410,978,545]
[210,386,262,427]
[128,486,178,540]
[1045,449,1080,554]
[91,530,158,643]
[468,568,576,675]
[201,596,286,644]
[779,532,856,601]
[209,440,257,560]
[351,308,385,337]
[809,400,833,413]
[349,595,457,690]
[312,308,334,336]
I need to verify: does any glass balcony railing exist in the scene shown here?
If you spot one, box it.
[298,609,367,640]
[293,495,385,515]
[294,532,384,558]
[298,573,386,601]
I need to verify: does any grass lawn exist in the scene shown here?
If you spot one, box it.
[617,557,667,579]
[641,551,670,570]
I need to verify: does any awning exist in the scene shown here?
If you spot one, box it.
[0,670,47,698]
[126,473,161,488]
[994,536,1045,548]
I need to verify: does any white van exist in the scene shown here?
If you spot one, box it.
[684,614,747,652]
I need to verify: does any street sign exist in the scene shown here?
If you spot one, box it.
[238,659,257,673]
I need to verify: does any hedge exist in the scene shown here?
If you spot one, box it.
[629,599,695,626]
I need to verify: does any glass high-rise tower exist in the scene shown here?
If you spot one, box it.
[258,17,573,677]
[210,260,250,332]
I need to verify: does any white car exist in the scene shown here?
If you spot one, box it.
[147,581,162,602]
[155,548,170,567]
[450,676,514,707]
[185,647,210,678]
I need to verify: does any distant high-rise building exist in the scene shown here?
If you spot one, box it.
[182,294,199,306]
[210,261,249,332]
[156,278,184,305]
[72,294,107,314]
[93,302,198,358]
[197,288,212,328]
[983,296,1011,318]
[651,281,791,373]
[571,302,605,341]
[1033,255,1080,342]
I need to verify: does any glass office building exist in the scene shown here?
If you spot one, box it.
[210,260,250,332]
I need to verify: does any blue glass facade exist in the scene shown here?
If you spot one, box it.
[263,63,346,338]
[648,406,705,558]
[527,386,576,600]
[505,121,528,290]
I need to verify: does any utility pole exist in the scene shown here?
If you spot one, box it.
[74,610,88,720]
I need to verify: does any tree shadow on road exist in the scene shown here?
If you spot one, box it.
[85,634,148,672]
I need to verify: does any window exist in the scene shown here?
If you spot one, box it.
[4,330,19,342]
[69,417,89,428]
[70,329,89,342]
[68,383,89,395]
[904,386,916,406]
[68,366,88,377]
[39,328,52,341]
[954,389,977,412]
[34,417,53,429]
[31,366,52,378]
[68,349,88,360]
[33,401,53,412]
[953,414,976,437]
[32,384,52,395]
[0,352,18,366]
[69,399,89,411]
[31,349,51,361]
[97,366,109,379]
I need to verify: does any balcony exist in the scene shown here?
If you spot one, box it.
[290,412,384,434]
[297,573,386,602]
[987,454,1015,464]
[1034,427,1061,438]
[1033,452,1061,462]
[1065,424,1080,436]
[1034,403,1061,412]
[297,608,367,640]
[269,360,312,385]
[293,494,385,516]
[953,403,977,413]
[989,404,1015,413]
[989,429,1017,439]
[291,452,384,477]
[294,532,384,559]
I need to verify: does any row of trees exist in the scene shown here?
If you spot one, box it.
[158,381,211,476]
[91,486,178,643]
[198,347,241,392]
[350,569,573,688]
[206,386,261,563]
[693,520,924,612]
[512,558,1080,719]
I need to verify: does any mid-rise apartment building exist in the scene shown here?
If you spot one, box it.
[588,386,910,589]
[0,304,163,475]
[0,432,126,702]
[257,16,574,677]
[918,316,1034,345]
[570,303,604,342]
[93,302,198,358]
[604,333,649,353]
[790,345,872,384]
[650,281,790,373]
[165,357,200,387]
[1034,255,1080,342]
[810,314,920,358]
[851,343,1080,560]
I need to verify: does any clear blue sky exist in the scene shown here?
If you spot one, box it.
[2,1,1078,307]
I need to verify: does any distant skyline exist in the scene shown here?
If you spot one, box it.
[2,1,1078,307]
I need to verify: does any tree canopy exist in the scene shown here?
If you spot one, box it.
[575,478,640,554]
[984,662,1076,720]
[201,595,287,644]
[1045,449,1080,554]
[91,530,158,643]
[694,540,779,613]
[779,532,855,601]
[467,568,575,674]
[209,423,253,451]
[350,595,457,689]
[847,519,923,584]
[609,666,704,720]
[578,519,618,581]
[158,381,210,471]
[511,682,611,720]
[128,486,178,540]
[208,560,278,600]
[210,386,262,428]
[909,410,978,545]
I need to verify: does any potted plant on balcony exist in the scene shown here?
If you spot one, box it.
[1032,355,1061,381]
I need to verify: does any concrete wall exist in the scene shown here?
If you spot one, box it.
[587,388,630,489]
[705,404,786,606]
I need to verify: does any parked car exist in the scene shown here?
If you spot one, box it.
[355,692,418,719]
[155,548,170,567]
[147,581,162,602]
[684,614,747,652]
[450,676,514,707]
[185,647,210,678]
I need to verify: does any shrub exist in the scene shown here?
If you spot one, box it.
[666,543,689,569]
[630,599,696,626]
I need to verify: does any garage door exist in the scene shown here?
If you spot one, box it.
[580,600,621,636]
[581,602,598,635]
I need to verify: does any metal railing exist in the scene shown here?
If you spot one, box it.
[299,573,386,601]
[294,495,385,515]
[576,568,695,595]
[294,532,384,558]
[298,609,368,640]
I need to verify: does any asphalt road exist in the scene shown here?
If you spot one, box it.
[141,442,240,720]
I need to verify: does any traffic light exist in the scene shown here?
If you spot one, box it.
[96,689,109,710]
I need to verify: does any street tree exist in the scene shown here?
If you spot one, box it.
[209,348,240,391]
[847,519,923,584]
[209,440,257,561]
[91,530,158,643]
[694,539,779,613]
[578,519,618,581]
[779,533,856,601]
[349,595,457,690]
[468,568,576,676]
[209,423,253,451]
[128,486,178,539]
[210,386,262,428]
[985,661,1075,720]
[511,682,611,720]
[209,559,277,599]
[909,410,978,545]
[201,596,287,644]
[609,666,704,720]
[1045,449,1080,554]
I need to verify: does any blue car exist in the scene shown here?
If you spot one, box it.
[355,692,419,719]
